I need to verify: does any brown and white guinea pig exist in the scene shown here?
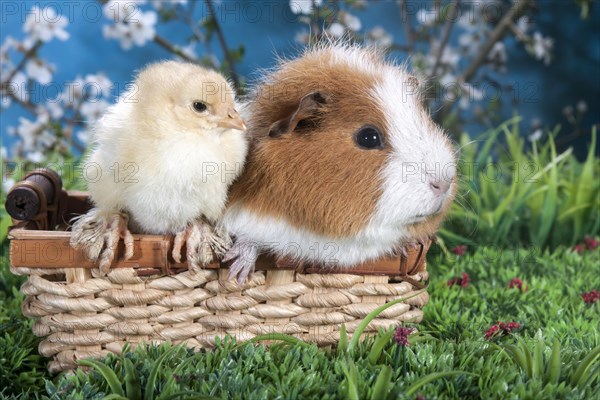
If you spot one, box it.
[221,43,457,283]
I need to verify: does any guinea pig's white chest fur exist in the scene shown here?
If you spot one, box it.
[223,204,410,265]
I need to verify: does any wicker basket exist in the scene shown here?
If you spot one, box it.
[7,170,431,373]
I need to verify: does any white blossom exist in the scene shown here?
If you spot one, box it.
[2,177,15,195]
[25,59,53,84]
[16,113,50,152]
[343,13,361,32]
[26,151,45,163]
[23,6,69,42]
[178,41,197,61]
[328,23,345,38]
[562,105,574,117]
[488,42,507,65]
[366,26,393,48]
[516,16,531,36]
[1,36,19,65]
[151,0,187,9]
[529,32,553,65]
[81,99,110,122]
[294,30,310,44]
[416,9,437,27]
[290,0,322,15]
[103,0,146,22]
[85,74,113,97]
[3,70,29,104]
[45,100,64,119]
[62,75,86,105]
[0,93,10,108]
[77,129,91,145]
[577,100,587,114]
[103,10,157,49]
[103,23,135,50]
[528,129,543,142]
[130,10,157,46]
[458,83,483,110]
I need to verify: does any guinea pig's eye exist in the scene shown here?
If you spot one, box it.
[355,126,384,150]
[192,101,207,112]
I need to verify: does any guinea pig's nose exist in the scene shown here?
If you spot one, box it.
[429,177,451,196]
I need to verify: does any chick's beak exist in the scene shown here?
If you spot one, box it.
[217,107,246,131]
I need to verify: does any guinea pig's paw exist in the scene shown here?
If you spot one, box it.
[229,258,256,286]
[224,240,259,285]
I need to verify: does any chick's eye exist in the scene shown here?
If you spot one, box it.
[355,126,383,149]
[193,101,207,112]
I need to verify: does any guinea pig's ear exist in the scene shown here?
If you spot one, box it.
[268,91,327,138]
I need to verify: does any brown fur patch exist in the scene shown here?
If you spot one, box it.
[229,48,393,238]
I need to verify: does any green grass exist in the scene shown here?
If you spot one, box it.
[1,243,598,399]
[441,118,600,249]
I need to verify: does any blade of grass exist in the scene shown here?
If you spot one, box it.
[146,345,180,400]
[546,338,561,385]
[124,358,141,400]
[371,365,393,400]
[348,291,424,353]
[367,330,394,365]
[78,359,125,396]
[406,371,477,396]
[236,333,310,348]
[571,345,600,388]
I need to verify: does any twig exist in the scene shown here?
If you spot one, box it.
[435,0,532,121]
[428,0,459,81]
[0,41,42,88]
[6,90,37,114]
[398,0,414,52]
[461,0,531,83]
[204,0,241,90]
[153,35,198,63]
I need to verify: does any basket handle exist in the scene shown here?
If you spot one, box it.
[5,168,63,230]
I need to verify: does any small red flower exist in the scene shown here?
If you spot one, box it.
[451,245,468,256]
[448,272,470,288]
[582,290,600,304]
[485,321,521,340]
[394,326,415,347]
[572,244,584,254]
[584,237,599,250]
[508,277,528,292]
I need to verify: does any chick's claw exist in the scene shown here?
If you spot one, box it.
[70,210,134,275]
[173,220,233,272]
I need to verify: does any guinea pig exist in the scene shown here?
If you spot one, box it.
[222,43,457,283]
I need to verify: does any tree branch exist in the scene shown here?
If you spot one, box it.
[0,41,42,88]
[153,35,198,63]
[435,0,532,122]
[428,0,459,81]
[462,0,531,83]
[398,0,414,52]
[205,0,241,91]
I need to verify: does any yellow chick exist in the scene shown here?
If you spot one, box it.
[71,61,247,273]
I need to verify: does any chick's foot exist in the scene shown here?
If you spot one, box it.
[172,220,232,272]
[70,209,134,274]
[223,240,259,285]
